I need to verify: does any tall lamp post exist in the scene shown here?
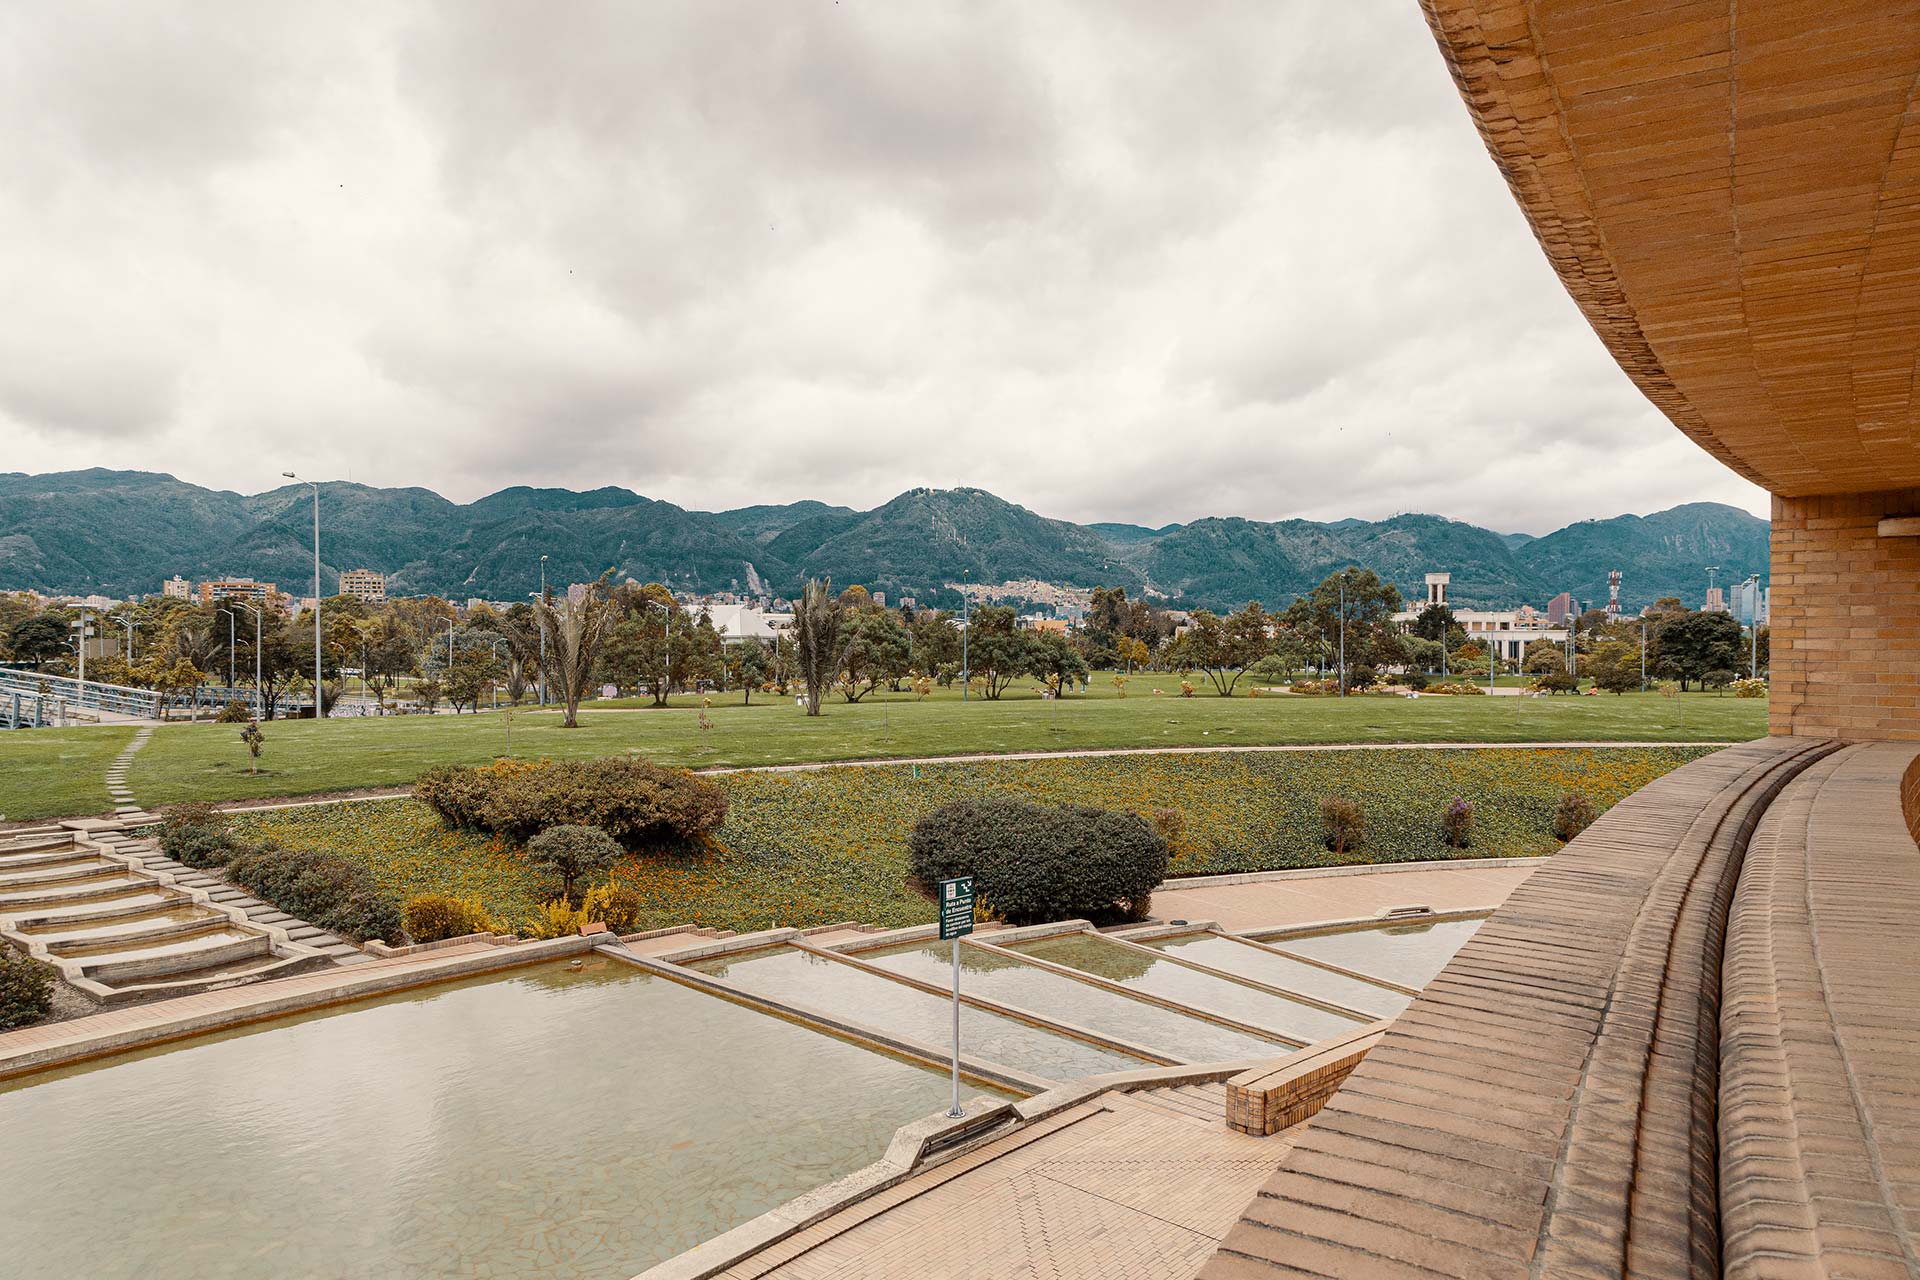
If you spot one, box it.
[538,554,549,706]
[117,617,136,667]
[284,472,323,718]
[1744,573,1761,677]
[233,602,262,716]
[1337,573,1347,697]
[960,569,970,702]
[221,607,237,687]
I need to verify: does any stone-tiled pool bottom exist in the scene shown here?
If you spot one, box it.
[0,955,1012,1280]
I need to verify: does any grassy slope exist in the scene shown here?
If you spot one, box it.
[231,746,1715,934]
[110,685,1767,812]
[0,726,135,821]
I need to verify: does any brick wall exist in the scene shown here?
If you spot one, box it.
[1770,489,1920,741]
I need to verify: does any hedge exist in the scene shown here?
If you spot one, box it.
[907,797,1167,926]
[232,746,1713,935]
[0,947,54,1031]
[225,844,404,944]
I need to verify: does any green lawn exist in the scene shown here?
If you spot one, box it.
[110,686,1761,813]
[0,726,136,821]
[0,683,1768,820]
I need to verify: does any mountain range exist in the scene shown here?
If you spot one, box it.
[0,469,1770,614]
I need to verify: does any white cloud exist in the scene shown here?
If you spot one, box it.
[0,0,1768,533]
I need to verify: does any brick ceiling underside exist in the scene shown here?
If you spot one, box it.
[1420,0,1920,497]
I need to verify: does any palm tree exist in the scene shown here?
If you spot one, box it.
[792,578,842,717]
[534,571,616,728]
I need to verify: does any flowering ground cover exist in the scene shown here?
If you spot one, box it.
[229,746,1715,935]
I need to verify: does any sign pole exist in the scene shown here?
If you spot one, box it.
[936,874,975,1119]
[950,935,962,1117]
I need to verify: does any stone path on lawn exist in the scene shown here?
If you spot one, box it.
[102,727,157,825]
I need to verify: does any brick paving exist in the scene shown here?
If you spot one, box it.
[1200,737,1841,1279]
[722,1083,1291,1279]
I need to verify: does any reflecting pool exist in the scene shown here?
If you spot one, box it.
[1272,918,1483,988]
[0,955,1005,1279]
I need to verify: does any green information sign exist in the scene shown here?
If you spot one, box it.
[938,875,975,940]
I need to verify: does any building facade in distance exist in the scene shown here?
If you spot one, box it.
[1392,572,1567,664]
[197,578,274,606]
[338,569,386,603]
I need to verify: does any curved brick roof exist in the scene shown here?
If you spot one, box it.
[1417,0,1920,497]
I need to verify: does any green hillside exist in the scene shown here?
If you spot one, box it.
[0,469,1768,612]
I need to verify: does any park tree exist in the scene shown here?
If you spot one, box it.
[1589,639,1642,694]
[1648,609,1742,691]
[1176,602,1274,696]
[6,615,66,668]
[1284,568,1404,689]
[1027,630,1089,696]
[726,639,770,704]
[910,611,961,674]
[1523,638,1566,675]
[535,572,617,728]
[962,606,1036,700]
[792,579,843,716]
[838,605,912,702]
[445,648,505,713]
[1400,635,1444,673]
[1115,635,1150,673]
[1410,603,1455,643]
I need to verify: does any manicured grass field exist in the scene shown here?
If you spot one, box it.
[123,685,1762,813]
[0,726,135,822]
[231,746,1713,934]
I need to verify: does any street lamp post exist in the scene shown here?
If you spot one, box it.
[117,617,136,667]
[1641,618,1648,691]
[74,608,89,683]
[959,570,970,701]
[234,602,262,716]
[1337,574,1347,697]
[539,555,549,706]
[1745,573,1761,677]
[284,472,323,718]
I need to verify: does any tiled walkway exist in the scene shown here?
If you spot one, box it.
[1151,862,1537,933]
[723,1084,1292,1279]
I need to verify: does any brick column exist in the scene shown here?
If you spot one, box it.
[1770,489,1920,740]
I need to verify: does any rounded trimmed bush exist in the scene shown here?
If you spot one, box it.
[526,824,624,906]
[415,757,727,849]
[906,797,1168,927]
[0,946,54,1031]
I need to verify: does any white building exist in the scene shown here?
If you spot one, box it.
[702,603,793,642]
[1393,572,1569,665]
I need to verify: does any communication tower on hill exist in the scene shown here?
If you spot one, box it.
[1607,569,1622,618]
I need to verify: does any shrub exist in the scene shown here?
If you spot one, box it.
[1530,673,1578,694]
[1320,797,1366,854]
[1439,796,1474,848]
[1426,681,1487,696]
[1289,679,1334,695]
[402,893,497,943]
[526,824,624,905]
[579,883,646,934]
[1703,668,1736,692]
[415,757,728,849]
[160,802,238,869]
[1551,792,1598,843]
[213,699,253,723]
[0,947,54,1031]
[225,844,404,944]
[906,797,1168,927]
[525,898,585,940]
[1731,676,1768,699]
[1403,671,1430,691]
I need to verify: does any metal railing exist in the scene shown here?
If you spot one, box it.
[0,669,261,727]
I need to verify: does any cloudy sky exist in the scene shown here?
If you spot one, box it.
[0,0,1768,534]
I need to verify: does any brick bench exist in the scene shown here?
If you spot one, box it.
[1225,1022,1390,1137]
[1719,742,1920,1276]
[1202,737,1839,1279]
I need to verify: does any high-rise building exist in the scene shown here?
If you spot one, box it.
[339,569,387,603]
[1703,587,1728,613]
[161,575,193,599]
[199,578,274,606]
[1546,592,1574,624]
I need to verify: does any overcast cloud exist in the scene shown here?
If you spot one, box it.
[0,0,1768,534]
